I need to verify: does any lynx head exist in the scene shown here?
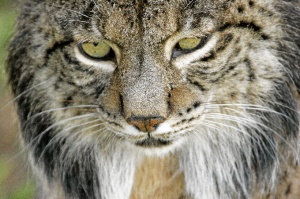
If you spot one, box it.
[7,0,300,198]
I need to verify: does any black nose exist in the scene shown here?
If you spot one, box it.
[126,116,165,133]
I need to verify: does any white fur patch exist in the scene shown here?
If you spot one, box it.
[95,141,139,199]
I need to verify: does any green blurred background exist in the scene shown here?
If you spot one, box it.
[0,0,35,198]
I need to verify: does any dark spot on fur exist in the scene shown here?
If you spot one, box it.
[95,86,105,99]
[232,72,239,77]
[230,92,237,98]
[217,23,231,31]
[261,34,270,40]
[249,0,254,7]
[63,96,73,107]
[238,6,244,13]
[245,58,255,81]
[188,117,195,122]
[285,183,292,195]
[63,52,80,67]
[167,92,172,114]
[119,94,125,118]
[46,40,74,59]
[218,21,265,40]
[193,102,201,108]
[237,21,261,31]
[224,33,234,43]
[187,78,207,92]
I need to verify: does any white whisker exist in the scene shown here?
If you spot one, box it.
[38,118,103,162]
[26,105,98,121]
[0,81,49,112]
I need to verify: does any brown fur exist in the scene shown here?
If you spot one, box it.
[130,155,186,199]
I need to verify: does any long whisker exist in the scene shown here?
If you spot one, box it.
[224,107,298,151]
[204,111,295,163]
[25,113,99,148]
[26,105,98,121]
[205,102,299,127]
[206,114,273,144]
[10,114,100,160]
[201,119,279,162]
[263,98,299,113]
[32,113,98,142]
[59,20,91,24]
[203,117,251,137]
[0,81,49,112]
[38,119,104,161]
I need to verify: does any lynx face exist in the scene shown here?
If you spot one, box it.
[28,0,285,150]
[7,0,300,198]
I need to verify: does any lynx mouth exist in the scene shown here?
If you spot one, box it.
[134,135,171,148]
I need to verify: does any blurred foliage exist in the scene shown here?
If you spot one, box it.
[0,0,16,90]
[0,0,35,198]
[0,156,35,199]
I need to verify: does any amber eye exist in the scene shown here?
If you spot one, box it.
[178,37,201,50]
[79,41,115,60]
[172,36,209,58]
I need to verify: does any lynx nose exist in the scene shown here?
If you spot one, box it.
[127,116,165,133]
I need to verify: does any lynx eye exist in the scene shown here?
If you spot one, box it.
[79,41,115,60]
[172,36,209,59]
[178,37,201,50]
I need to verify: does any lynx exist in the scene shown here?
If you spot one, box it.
[6,0,300,198]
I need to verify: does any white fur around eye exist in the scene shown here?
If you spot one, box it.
[74,47,116,72]
[172,35,218,69]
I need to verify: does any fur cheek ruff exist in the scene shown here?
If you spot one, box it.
[180,81,299,199]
